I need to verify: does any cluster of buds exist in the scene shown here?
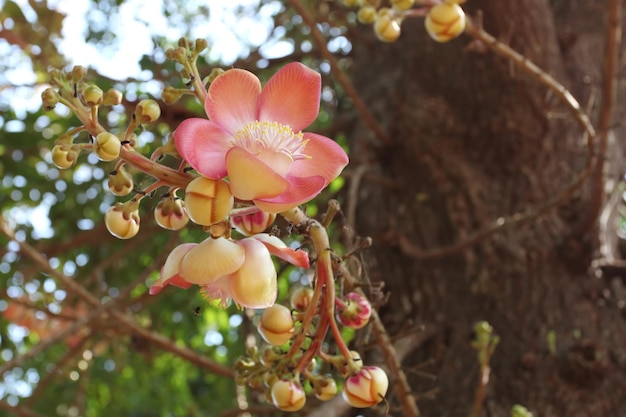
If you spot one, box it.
[235,337,388,412]
[341,0,466,43]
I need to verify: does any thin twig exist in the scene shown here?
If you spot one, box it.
[392,19,599,260]
[582,0,622,232]
[0,215,235,379]
[287,0,393,146]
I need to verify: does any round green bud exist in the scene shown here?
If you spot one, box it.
[82,85,103,107]
[102,88,123,106]
[41,88,60,111]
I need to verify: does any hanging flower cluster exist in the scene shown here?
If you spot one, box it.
[41,38,387,413]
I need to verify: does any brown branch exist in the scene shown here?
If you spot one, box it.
[391,19,599,260]
[0,215,235,379]
[582,0,622,232]
[287,0,393,146]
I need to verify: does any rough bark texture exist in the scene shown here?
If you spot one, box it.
[346,0,626,416]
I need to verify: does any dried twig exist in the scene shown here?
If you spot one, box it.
[287,0,393,146]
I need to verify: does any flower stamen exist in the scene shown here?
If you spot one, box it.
[232,121,309,160]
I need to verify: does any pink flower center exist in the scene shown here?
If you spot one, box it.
[232,121,309,161]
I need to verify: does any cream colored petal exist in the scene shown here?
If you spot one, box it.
[179,237,245,285]
[230,238,277,309]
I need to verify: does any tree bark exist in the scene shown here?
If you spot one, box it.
[346,0,626,415]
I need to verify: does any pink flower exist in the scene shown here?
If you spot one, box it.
[149,234,309,309]
[174,62,349,213]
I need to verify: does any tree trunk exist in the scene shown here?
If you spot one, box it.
[346,0,626,415]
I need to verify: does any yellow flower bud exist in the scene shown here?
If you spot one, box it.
[104,201,140,239]
[357,5,377,24]
[374,11,402,42]
[194,38,208,53]
[270,379,306,412]
[41,88,60,111]
[184,177,234,226]
[290,287,314,312]
[81,85,103,107]
[94,132,121,161]
[107,166,133,196]
[134,99,161,124]
[313,376,338,401]
[342,366,389,408]
[342,0,360,6]
[154,196,189,230]
[51,144,78,169]
[425,3,466,42]
[257,304,294,346]
[391,0,414,11]
[102,88,123,106]
[207,68,226,84]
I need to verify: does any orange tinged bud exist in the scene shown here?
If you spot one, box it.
[184,177,234,226]
[425,3,466,42]
[258,304,294,346]
[271,379,306,412]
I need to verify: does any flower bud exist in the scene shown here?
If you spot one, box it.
[134,99,161,124]
[357,6,377,24]
[270,379,306,412]
[374,10,402,42]
[184,177,234,226]
[154,196,189,230]
[332,350,362,376]
[336,292,372,329]
[107,166,133,196]
[70,66,87,83]
[162,86,183,105]
[391,0,414,11]
[94,132,121,161]
[313,375,338,401]
[425,3,466,42]
[104,200,140,239]
[51,144,78,169]
[41,88,60,111]
[102,88,123,106]
[194,38,208,53]
[342,366,389,408]
[257,304,294,346]
[342,0,359,6]
[207,68,225,84]
[81,85,103,107]
[290,287,314,312]
[231,210,276,236]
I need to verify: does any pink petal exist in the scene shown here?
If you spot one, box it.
[206,69,261,134]
[290,133,349,182]
[173,119,231,179]
[252,233,310,269]
[230,239,277,309]
[149,243,197,294]
[226,147,290,200]
[258,62,321,132]
[253,175,326,213]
